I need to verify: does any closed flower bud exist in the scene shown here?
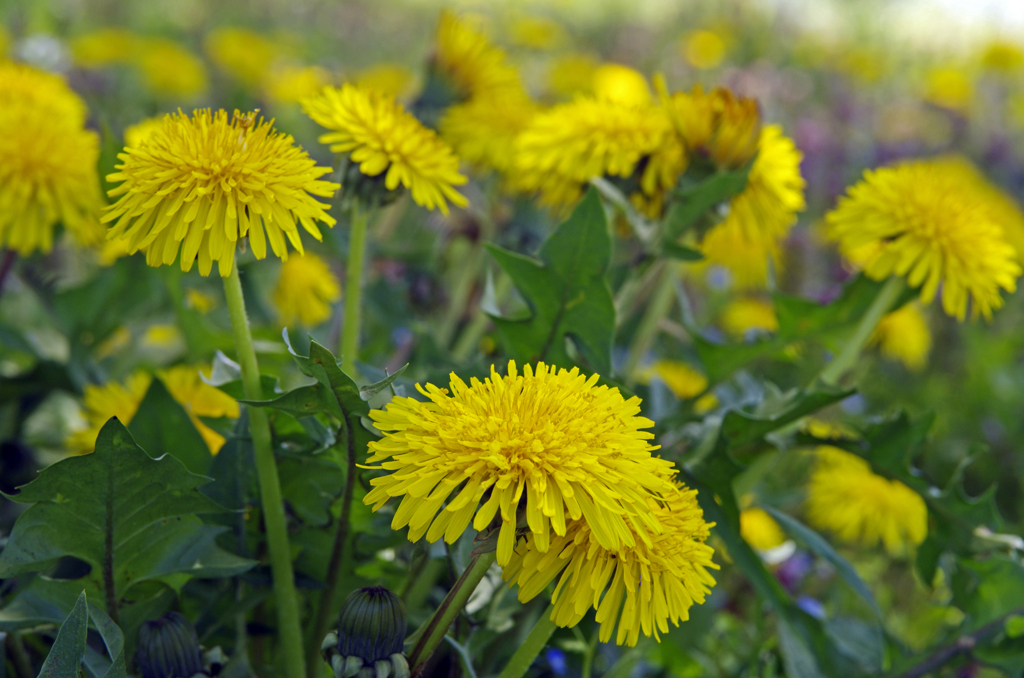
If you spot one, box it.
[337,587,406,664]
[136,612,205,678]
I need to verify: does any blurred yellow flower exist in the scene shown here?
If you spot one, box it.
[0,62,104,255]
[923,66,973,113]
[104,109,338,277]
[683,29,727,70]
[142,324,183,349]
[740,507,786,551]
[514,97,670,208]
[159,364,240,453]
[263,64,332,104]
[505,482,717,646]
[592,63,651,106]
[806,446,927,554]
[71,28,139,68]
[123,117,163,147]
[205,27,284,88]
[508,15,566,50]
[721,298,779,338]
[980,40,1024,73]
[303,84,468,214]
[665,85,761,170]
[699,222,782,290]
[440,92,539,175]
[643,360,707,399]
[66,371,152,455]
[186,288,217,314]
[826,158,1021,321]
[94,326,132,360]
[937,157,1024,266]
[136,39,208,98]
[547,53,600,99]
[434,10,521,99]
[273,252,341,327]
[870,303,931,371]
[353,63,416,100]
[364,361,677,566]
[694,392,719,414]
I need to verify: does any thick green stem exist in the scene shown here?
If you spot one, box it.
[496,605,558,678]
[341,205,370,379]
[223,262,306,678]
[624,264,675,385]
[819,276,905,385]
[437,238,484,349]
[408,551,498,677]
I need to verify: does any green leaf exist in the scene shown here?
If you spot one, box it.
[203,351,281,400]
[763,507,882,619]
[1006,615,1024,639]
[0,418,253,614]
[39,590,88,678]
[951,557,1024,628]
[664,164,751,240]
[486,188,615,373]
[128,377,212,475]
[359,363,409,401]
[88,602,127,678]
[660,241,704,261]
[282,330,368,418]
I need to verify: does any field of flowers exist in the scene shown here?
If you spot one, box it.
[2,1,1024,677]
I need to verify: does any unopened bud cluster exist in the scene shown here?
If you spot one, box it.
[321,587,410,678]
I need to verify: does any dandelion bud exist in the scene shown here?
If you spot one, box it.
[135,612,205,678]
[323,587,409,678]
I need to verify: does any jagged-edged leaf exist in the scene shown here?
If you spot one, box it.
[202,350,281,400]
[128,377,211,475]
[486,188,615,373]
[359,363,409,401]
[695,334,786,384]
[951,557,1024,628]
[764,507,882,619]
[39,590,88,678]
[88,602,127,678]
[664,164,752,240]
[0,418,253,617]
[282,331,368,418]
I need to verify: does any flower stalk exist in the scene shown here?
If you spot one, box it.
[223,260,306,678]
[819,276,905,385]
[341,204,370,379]
[496,605,557,678]
[624,263,676,385]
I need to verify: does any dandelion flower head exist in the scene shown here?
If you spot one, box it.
[740,507,786,551]
[720,298,779,338]
[870,302,931,371]
[303,83,468,214]
[0,62,104,255]
[273,252,341,327]
[825,157,1021,320]
[683,30,728,70]
[504,482,717,646]
[440,91,539,175]
[71,28,139,68]
[592,64,652,106]
[698,220,783,291]
[364,361,677,566]
[806,446,928,554]
[641,360,708,400]
[136,39,208,98]
[123,117,163,148]
[433,10,521,99]
[353,63,417,100]
[205,27,286,88]
[547,53,600,99]
[263,64,332,104]
[664,85,761,169]
[103,109,339,277]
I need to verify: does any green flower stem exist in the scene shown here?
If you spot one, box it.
[437,237,485,349]
[496,605,558,678]
[451,273,513,362]
[819,276,905,385]
[624,263,676,385]
[341,204,370,379]
[223,262,306,678]
[408,551,498,677]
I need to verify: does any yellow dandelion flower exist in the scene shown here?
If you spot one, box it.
[665,86,761,170]
[683,30,727,70]
[158,364,240,454]
[693,392,719,414]
[273,252,341,327]
[924,66,973,113]
[303,84,468,214]
[135,39,208,98]
[123,117,163,148]
[103,109,339,277]
[825,158,1021,320]
[870,302,931,371]
[698,222,782,291]
[185,288,217,314]
[508,15,566,50]
[547,53,600,99]
[514,97,671,208]
[66,371,153,455]
[263,64,332,104]
[141,324,183,349]
[720,297,779,338]
[94,326,132,360]
[439,92,539,175]
[352,63,416,100]
[434,10,520,99]
[363,361,677,566]
[71,28,139,68]
[504,482,717,646]
[642,360,707,399]
[0,63,104,255]
[205,27,285,88]
[981,40,1024,73]
[806,446,927,554]
[592,64,652,106]
[740,507,786,551]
